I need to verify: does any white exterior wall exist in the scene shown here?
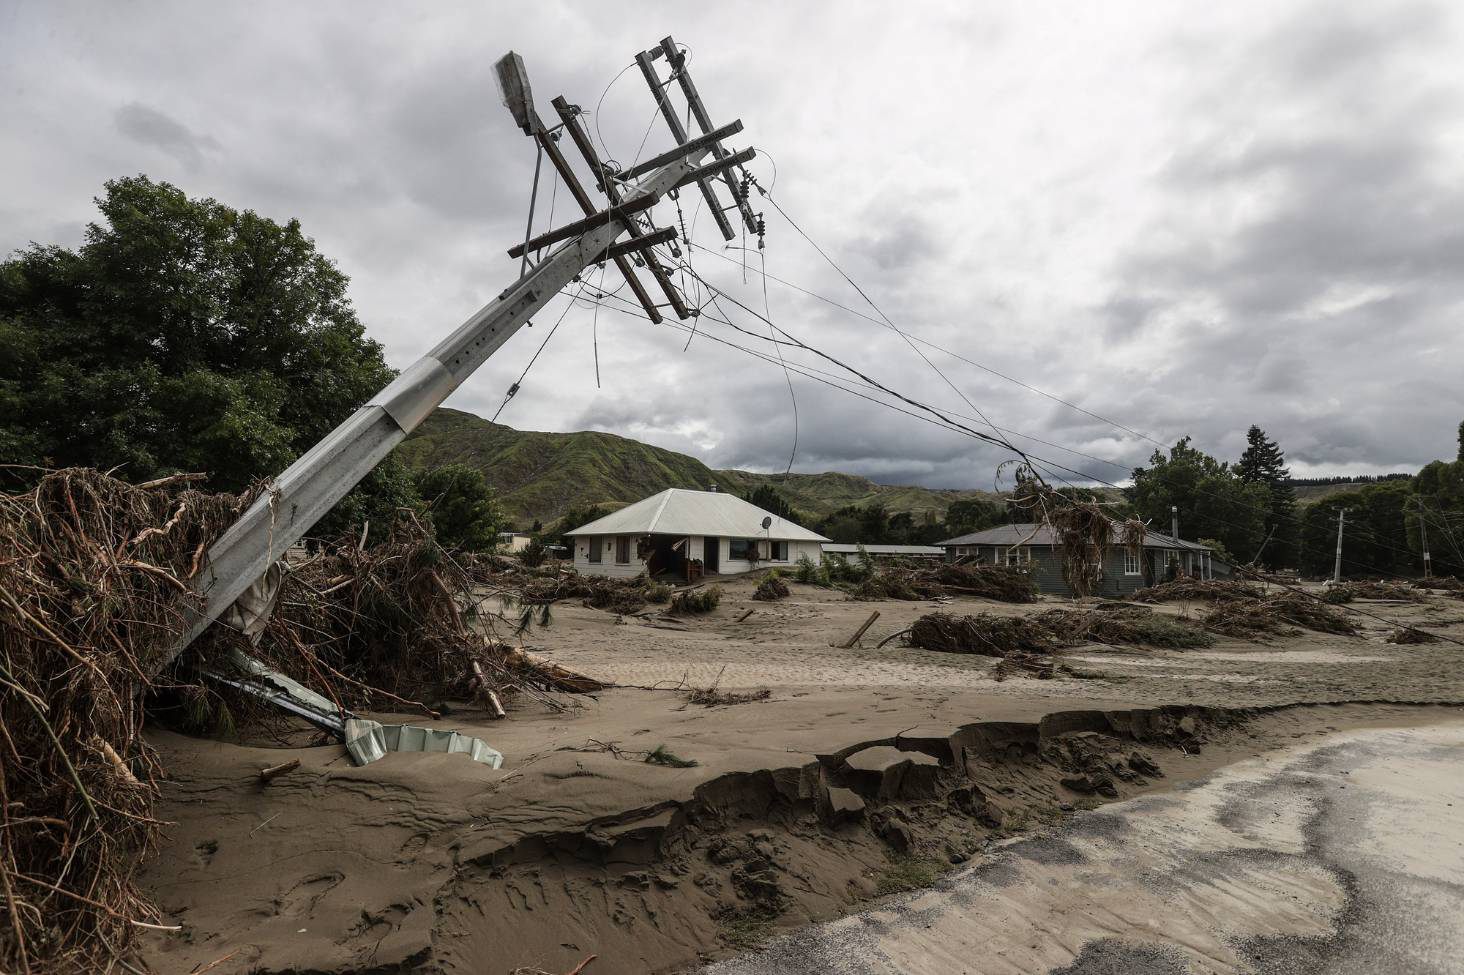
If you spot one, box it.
[573,534,820,577]
[715,537,822,575]
[572,534,650,579]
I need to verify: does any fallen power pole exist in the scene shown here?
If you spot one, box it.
[152,41,757,675]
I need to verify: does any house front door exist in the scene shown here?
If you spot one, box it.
[703,536,720,574]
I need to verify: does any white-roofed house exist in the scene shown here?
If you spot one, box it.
[566,488,828,580]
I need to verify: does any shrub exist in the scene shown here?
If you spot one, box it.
[670,585,722,615]
[520,537,547,567]
[753,570,790,601]
[795,553,829,585]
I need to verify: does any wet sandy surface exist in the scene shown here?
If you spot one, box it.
[525,575,1464,707]
[703,720,1464,975]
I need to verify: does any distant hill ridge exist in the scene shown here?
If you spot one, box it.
[393,408,998,526]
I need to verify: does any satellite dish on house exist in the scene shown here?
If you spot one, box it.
[761,516,772,529]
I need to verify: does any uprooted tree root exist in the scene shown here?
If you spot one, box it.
[0,469,603,973]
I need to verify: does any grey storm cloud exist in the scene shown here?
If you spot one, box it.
[3,0,1462,490]
[115,103,221,169]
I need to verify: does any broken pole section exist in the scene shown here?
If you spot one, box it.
[552,95,691,319]
[507,193,659,258]
[659,34,760,235]
[840,611,881,649]
[471,660,508,719]
[259,759,300,785]
[528,106,664,323]
[636,47,736,241]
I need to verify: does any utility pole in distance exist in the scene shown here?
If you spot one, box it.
[1417,499,1432,579]
[151,41,756,675]
[1333,508,1346,584]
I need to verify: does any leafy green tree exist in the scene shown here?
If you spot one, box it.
[942,496,1006,538]
[1413,419,1464,576]
[814,505,868,544]
[1127,437,1269,563]
[548,502,612,547]
[741,484,807,525]
[0,176,405,528]
[1236,425,1300,568]
[414,464,505,552]
[1299,481,1417,578]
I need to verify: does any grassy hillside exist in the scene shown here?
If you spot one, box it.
[1291,478,1414,506]
[394,408,999,527]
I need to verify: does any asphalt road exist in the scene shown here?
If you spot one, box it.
[704,721,1464,975]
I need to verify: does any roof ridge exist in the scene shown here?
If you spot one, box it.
[646,489,676,533]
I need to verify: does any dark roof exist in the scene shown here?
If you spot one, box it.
[938,522,1210,551]
[820,543,944,555]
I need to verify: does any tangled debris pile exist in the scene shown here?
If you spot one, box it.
[0,469,602,973]
[508,569,669,616]
[1032,606,1214,649]
[851,563,1037,603]
[1387,626,1440,645]
[1133,579,1263,603]
[0,469,255,972]
[906,605,1213,674]
[1324,580,1427,603]
[907,612,1063,677]
[1201,591,1359,639]
[221,514,605,713]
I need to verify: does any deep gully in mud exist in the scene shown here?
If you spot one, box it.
[394,700,1460,975]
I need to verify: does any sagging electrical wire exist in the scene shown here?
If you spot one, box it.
[491,279,590,423]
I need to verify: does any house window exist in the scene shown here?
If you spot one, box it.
[587,537,602,563]
[615,536,630,564]
[1123,549,1141,575]
[729,538,755,560]
[1003,547,1030,566]
[770,540,789,561]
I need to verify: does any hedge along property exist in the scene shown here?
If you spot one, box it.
[568,488,828,580]
[937,522,1230,598]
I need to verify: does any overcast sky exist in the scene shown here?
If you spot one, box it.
[4,1,1461,491]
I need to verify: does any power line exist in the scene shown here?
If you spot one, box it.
[690,233,1434,569]
[691,240,1167,449]
[490,280,588,423]
[744,175,1032,469]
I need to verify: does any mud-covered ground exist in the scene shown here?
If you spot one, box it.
[137,575,1464,974]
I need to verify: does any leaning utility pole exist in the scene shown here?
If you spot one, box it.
[1333,508,1346,583]
[151,42,756,675]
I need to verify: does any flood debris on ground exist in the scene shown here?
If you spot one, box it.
[0,468,602,973]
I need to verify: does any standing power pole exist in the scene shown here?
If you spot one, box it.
[1333,508,1346,583]
[151,42,756,675]
[1417,499,1432,579]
